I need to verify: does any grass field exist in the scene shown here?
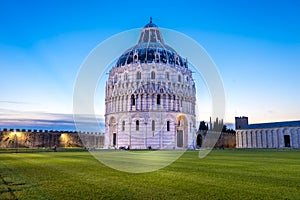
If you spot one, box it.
[0,149,299,200]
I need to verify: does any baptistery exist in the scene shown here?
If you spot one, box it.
[105,19,196,149]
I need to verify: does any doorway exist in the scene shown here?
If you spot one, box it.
[284,135,290,147]
[113,133,117,146]
[196,134,202,148]
[177,130,183,148]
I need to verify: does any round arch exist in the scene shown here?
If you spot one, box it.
[196,134,202,148]
[176,115,188,148]
[108,117,117,147]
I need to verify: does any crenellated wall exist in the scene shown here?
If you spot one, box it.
[0,129,104,149]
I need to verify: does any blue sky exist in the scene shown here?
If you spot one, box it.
[0,0,299,130]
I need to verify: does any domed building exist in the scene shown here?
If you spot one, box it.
[104,19,196,149]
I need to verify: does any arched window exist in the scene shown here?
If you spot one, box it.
[166,72,170,80]
[137,71,141,80]
[136,120,139,131]
[175,56,179,65]
[167,121,170,131]
[151,71,155,79]
[155,53,160,63]
[131,94,135,106]
[152,120,155,131]
[124,73,128,80]
[122,121,125,131]
[178,75,181,82]
[157,94,161,105]
[134,53,138,63]
[178,119,183,127]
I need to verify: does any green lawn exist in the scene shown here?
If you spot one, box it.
[0,149,299,199]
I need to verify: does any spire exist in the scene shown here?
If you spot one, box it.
[143,17,157,28]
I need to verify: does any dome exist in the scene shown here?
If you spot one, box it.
[115,19,188,68]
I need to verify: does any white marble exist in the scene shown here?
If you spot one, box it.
[104,22,196,149]
[236,127,300,148]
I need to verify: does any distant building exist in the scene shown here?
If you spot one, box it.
[235,116,248,129]
[104,19,196,149]
[235,118,300,148]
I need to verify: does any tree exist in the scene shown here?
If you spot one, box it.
[222,125,227,133]
[222,125,236,134]
[198,121,208,131]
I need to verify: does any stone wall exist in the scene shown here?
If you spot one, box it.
[196,131,236,149]
[0,129,104,149]
[214,132,236,148]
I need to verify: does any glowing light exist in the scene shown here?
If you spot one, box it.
[10,130,22,138]
[60,133,70,147]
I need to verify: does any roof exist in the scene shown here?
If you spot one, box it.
[143,22,158,28]
[115,19,188,68]
[240,120,300,130]
[144,17,158,28]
